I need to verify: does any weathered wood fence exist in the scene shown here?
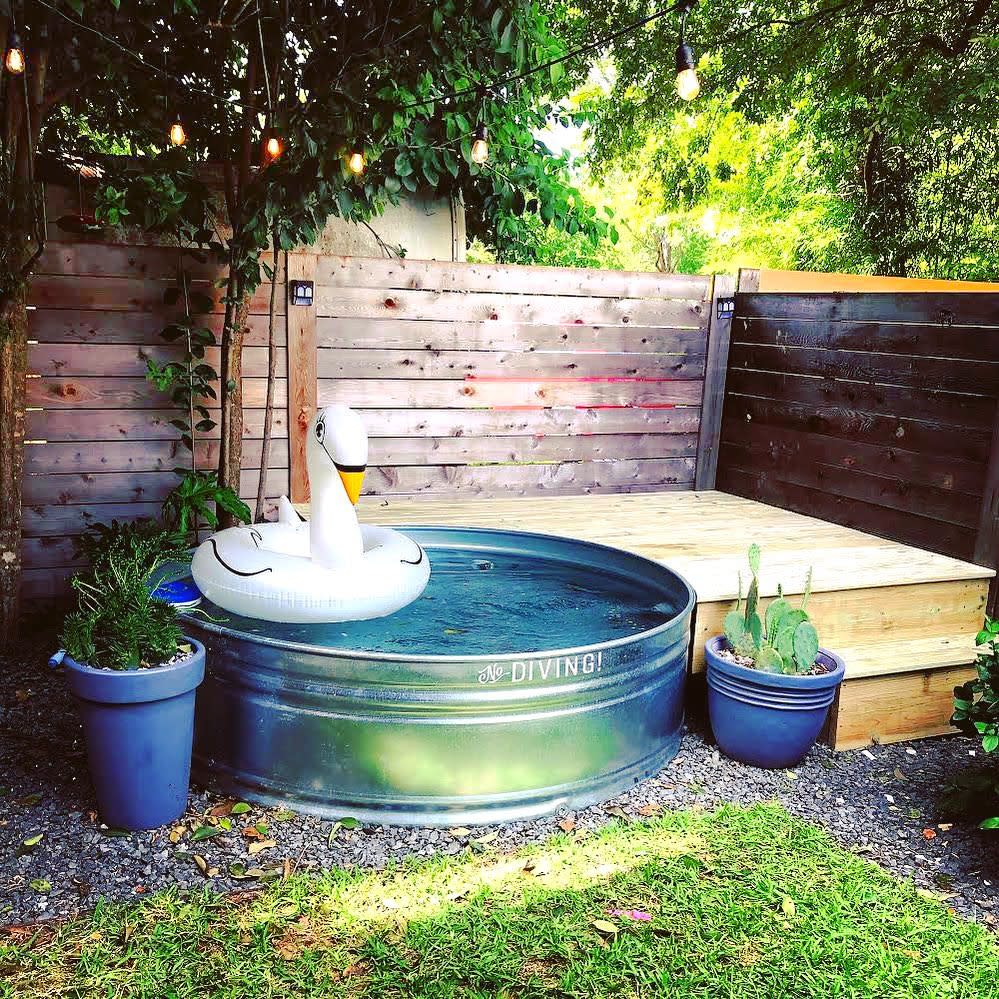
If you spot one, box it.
[717,279,999,601]
[21,242,287,600]
[284,254,727,503]
[20,243,731,601]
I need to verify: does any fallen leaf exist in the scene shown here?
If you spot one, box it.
[21,833,44,850]
[592,919,619,936]
[938,823,953,831]
[193,854,209,874]
[900,949,922,961]
[893,767,908,782]
[248,838,277,855]
[449,827,471,838]
[272,809,295,821]
[523,856,551,876]
[209,801,235,818]
[134,885,147,894]
[473,832,497,845]
[14,689,31,702]
[243,825,265,840]
[557,818,576,833]
[338,817,361,830]
[781,897,797,917]
[922,828,937,840]
[16,793,42,807]
[168,825,185,844]
[30,879,51,892]
[637,803,662,817]
[603,805,629,821]
[231,802,251,815]
[342,960,369,979]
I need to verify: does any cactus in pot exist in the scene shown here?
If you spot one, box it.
[706,544,845,768]
[722,544,820,675]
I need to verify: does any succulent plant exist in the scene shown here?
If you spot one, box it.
[723,544,820,675]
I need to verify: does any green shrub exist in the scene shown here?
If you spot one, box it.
[62,520,187,670]
[952,617,999,829]
[723,544,820,675]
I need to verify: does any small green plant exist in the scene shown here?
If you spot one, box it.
[162,470,252,540]
[952,617,999,829]
[723,544,820,675]
[63,521,188,671]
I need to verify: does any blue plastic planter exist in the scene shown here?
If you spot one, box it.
[65,640,205,830]
[705,635,845,768]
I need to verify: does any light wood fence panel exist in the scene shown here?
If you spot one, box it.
[295,254,712,503]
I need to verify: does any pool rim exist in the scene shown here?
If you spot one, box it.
[181,524,697,665]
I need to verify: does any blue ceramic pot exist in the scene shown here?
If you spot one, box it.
[65,639,205,830]
[705,635,845,768]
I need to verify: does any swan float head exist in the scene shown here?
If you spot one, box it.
[308,405,368,506]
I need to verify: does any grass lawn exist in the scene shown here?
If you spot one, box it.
[2,803,996,998]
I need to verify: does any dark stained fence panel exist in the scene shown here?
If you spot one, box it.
[719,291,999,575]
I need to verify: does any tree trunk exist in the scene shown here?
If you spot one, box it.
[217,280,249,527]
[0,282,28,640]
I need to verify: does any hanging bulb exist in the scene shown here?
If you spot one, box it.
[4,31,24,74]
[470,124,489,165]
[675,42,700,101]
[347,149,366,176]
[264,135,283,160]
[169,115,187,147]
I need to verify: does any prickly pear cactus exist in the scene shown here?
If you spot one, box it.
[792,621,820,672]
[722,546,821,676]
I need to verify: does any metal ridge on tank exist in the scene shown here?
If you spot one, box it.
[184,526,695,826]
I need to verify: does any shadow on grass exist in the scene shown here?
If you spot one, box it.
[4,803,999,998]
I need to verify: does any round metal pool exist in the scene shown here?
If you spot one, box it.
[182,526,695,826]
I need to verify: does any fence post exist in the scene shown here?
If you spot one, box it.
[694,272,736,490]
[974,403,999,613]
[286,252,317,504]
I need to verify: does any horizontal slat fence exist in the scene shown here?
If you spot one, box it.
[717,291,999,581]
[297,255,716,502]
[21,241,287,600]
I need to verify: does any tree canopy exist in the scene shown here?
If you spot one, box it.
[540,0,999,279]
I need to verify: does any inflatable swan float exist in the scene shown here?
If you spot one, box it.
[191,406,430,623]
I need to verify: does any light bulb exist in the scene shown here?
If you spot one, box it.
[675,67,700,101]
[675,42,699,101]
[169,118,187,147]
[264,135,283,160]
[347,150,366,175]
[470,124,488,165]
[5,33,24,74]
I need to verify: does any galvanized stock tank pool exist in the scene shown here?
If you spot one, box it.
[182,527,695,826]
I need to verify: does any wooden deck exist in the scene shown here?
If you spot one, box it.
[309,490,994,750]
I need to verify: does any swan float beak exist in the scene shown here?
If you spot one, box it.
[337,466,365,505]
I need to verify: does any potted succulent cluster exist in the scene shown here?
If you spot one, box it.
[59,521,205,830]
[705,544,845,768]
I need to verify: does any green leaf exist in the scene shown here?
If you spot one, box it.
[231,802,251,815]
[979,816,999,829]
[190,825,223,842]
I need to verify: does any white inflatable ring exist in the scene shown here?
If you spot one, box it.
[190,405,431,623]
[191,522,429,623]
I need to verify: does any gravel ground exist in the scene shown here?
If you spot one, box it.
[3,628,998,929]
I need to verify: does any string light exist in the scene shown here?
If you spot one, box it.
[346,149,366,175]
[470,124,489,165]
[4,30,25,74]
[169,115,187,147]
[264,135,284,160]
[675,1,700,101]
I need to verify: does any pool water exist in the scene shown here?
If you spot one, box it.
[184,547,677,656]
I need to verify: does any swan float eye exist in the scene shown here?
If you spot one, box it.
[315,420,325,442]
